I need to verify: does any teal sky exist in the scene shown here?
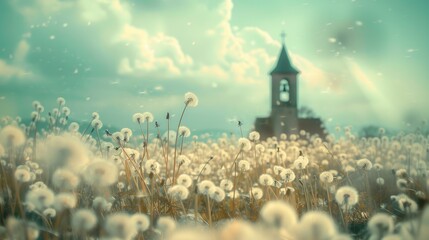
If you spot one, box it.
[1,0,428,134]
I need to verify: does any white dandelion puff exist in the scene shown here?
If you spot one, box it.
[238,138,251,152]
[220,179,233,191]
[157,216,176,234]
[335,186,359,210]
[52,168,80,190]
[280,168,296,182]
[259,174,274,186]
[168,185,190,200]
[53,193,77,211]
[209,186,226,202]
[249,131,260,141]
[26,188,55,211]
[177,174,193,188]
[184,92,199,107]
[294,156,309,169]
[71,209,97,232]
[368,213,394,238]
[105,213,137,239]
[131,213,150,232]
[83,160,118,187]
[250,187,263,200]
[320,171,334,184]
[0,125,26,147]
[296,211,338,240]
[14,168,31,183]
[357,158,373,171]
[260,200,297,230]
[178,126,191,137]
[197,180,215,195]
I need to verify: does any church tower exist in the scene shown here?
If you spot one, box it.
[254,34,326,139]
[270,37,300,137]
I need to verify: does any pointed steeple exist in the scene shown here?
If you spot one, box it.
[270,34,299,74]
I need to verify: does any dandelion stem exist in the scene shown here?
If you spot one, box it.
[96,128,103,158]
[173,104,189,184]
[207,194,212,227]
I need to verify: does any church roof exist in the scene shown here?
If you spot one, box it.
[270,43,299,74]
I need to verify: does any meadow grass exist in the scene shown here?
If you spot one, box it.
[0,94,428,240]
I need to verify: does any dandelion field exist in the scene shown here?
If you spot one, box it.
[0,94,428,240]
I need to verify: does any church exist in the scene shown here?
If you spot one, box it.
[254,39,327,139]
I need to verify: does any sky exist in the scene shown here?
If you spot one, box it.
[0,0,428,134]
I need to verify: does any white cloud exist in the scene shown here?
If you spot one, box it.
[0,39,34,81]
[0,59,28,79]
[10,0,72,20]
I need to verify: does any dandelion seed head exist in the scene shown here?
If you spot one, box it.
[57,97,65,106]
[294,156,309,169]
[260,200,297,230]
[176,174,193,188]
[157,216,176,234]
[83,160,118,187]
[142,112,154,123]
[280,168,296,182]
[238,138,251,152]
[209,186,225,202]
[249,131,260,141]
[357,158,372,170]
[105,213,137,239]
[395,168,408,179]
[320,171,334,184]
[198,180,215,195]
[43,208,56,218]
[184,92,198,107]
[0,125,26,147]
[71,209,97,232]
[68,122,79,132]
[145,159,161,174]
[91,112,99,120]
[238,160,251,172]
[92,196,112,211]
[41,135,90,172]
[120,128,133,141]
[250,187,263,200]
[296,211,337,240]
[392,194,418,213]
[14,168,31,182]
[131,213,150,232]
[168,185,190,200]
[220,179,233,191]
[178,126,191,137]
[255,144,265,153]
[132,113,144,123]
[335,186,359,208]
[53,193,77,211]
[91,119,103,130]
[52,168,80,190]
[259,174,274,186]
[26,187,55,211]
[29,181,47,190]
[368,213,394,237]
[178,155,191,167]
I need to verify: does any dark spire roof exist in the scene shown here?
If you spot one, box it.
[270,43,299,75]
